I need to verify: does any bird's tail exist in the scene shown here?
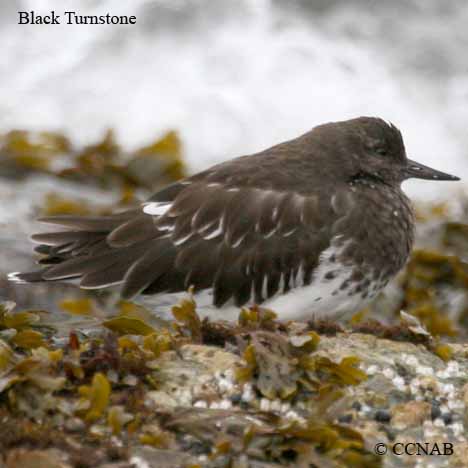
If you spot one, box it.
[8,209,174,298]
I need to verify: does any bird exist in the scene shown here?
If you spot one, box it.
[9,117,460,321]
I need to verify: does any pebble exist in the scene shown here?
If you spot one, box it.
[391,401,431,428]
[374,410,392,423]
[241,383,255,403]
[215,372,235,393]
[260,398,271,411]
[194,400,208,408]
[130,456,151,468]
[430,403,441,420]
[451,422,464,437]
[402,354,420,367]
[392,375,406,391]
[441,412,453,425]
[447,399,464,411]
[433,418,445,428]
[409,381,420,395]
[440,383,455,397]
[229,393,242,404]
[416,366,434,377]
[281,402,291,413]
[436,360,464,379]
[382,368,395,380]
[219,399,232,409]
[64,417,85,432]
[360,404,372,414]
[351,401,362,411]
[366,365,379,375]
[285,410,306,423]
[122,374,138,386]
[270,399,282,412]
[338,414,353,424]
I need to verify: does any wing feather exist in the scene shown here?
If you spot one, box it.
[18,172,349,308]
[107,215,156,247]
[147,182,343,307]
[121,240,175,299]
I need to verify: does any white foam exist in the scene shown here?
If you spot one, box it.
[1,0,466,204]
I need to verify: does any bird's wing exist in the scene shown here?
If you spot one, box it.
[138,180,354,307]
[17,177,355,309]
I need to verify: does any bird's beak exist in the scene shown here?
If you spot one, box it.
[404,159,460,181]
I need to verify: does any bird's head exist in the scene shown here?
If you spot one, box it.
[313,117,460,186]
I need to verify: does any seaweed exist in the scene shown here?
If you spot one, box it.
[77,372,111,422]
[2,164,468,465]
[0,298,379,466]
[236,328,366,400]
[0,128,188,219]
[400,248,468,337]
[172,295,203,343]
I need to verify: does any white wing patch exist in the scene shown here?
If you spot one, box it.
[203,224,223,240]
[173,232,194,246]
[146,187,323,250]
[7,272,25,283]
[143,202,172,216]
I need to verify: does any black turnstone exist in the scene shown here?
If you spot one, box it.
[10,117,460,320]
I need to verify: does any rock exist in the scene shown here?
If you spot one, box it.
[130,447,196,468]
[64,417,86,432]
[391,401,432,429]
[452,442,468,468]
[152,344,240,406]
[146,390,179,408]
[4,449,70,468]
[374,409,392,423]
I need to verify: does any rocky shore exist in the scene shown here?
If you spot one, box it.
[1,130,468,467]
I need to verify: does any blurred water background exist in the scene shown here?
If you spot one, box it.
[1,0,467,201]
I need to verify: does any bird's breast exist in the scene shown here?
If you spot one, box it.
[337,184,414,283]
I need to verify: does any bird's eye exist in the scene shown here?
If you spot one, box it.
[375,147,388,157]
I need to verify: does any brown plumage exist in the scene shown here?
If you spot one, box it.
[10,117,459,320]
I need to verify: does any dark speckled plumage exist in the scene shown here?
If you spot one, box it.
[10,117,459,320]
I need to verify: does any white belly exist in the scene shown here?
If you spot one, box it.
[136,280,375,322]
[136,243,381,322]
[262,242,377,321]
